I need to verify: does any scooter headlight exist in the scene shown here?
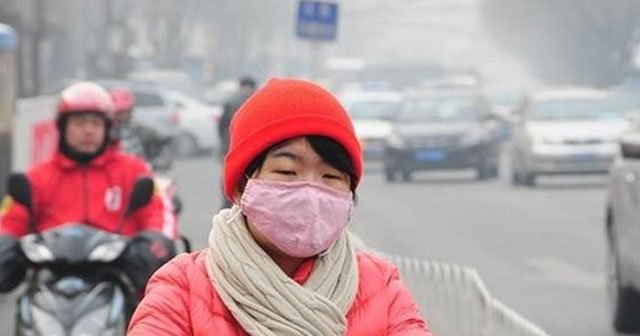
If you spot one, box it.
[88,240,127,262]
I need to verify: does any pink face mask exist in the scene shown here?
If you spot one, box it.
[240,179,352,258]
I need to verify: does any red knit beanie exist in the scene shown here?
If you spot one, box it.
[223,77,363,200]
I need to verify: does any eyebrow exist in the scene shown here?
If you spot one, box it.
[270,150,300,161]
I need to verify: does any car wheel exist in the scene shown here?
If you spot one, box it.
[176,133,199,157]
[511,169,522,185]
[490,166,499,178]
[522,172,536,187]
[477,165,499,180]
[607,223,640,332]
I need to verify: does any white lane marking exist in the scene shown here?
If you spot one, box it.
[525,257,605,289]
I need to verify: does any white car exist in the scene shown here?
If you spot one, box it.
[93,80,219,157]
[339,91,403,160]
[166,90,222,156]
[510,87,632,186]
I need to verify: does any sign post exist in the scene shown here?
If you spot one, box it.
[0,23,16,194]
[295,1,339,81]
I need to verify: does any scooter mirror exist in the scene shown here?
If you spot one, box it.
[7,173,32,213]
[127,177,154,214]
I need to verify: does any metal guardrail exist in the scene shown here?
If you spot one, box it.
[350,234,551,336]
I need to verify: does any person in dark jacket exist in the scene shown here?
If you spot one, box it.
[217,77,257,209]
[218,77,257,157]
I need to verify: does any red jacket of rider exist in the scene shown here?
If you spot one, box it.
[0,147,176,239]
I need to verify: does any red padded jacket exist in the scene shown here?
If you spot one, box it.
[128,249,431,335]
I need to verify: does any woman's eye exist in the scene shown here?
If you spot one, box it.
[274,170,296,176]
[323,174,341,180]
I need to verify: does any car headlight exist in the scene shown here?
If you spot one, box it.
[386,133,406,148]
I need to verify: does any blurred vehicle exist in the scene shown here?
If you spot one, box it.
[126,84,179,128]
[420,74,481,91]
[98,80,218,157]
[339,91,403,160]
[383,90,502,182]
[339,80,393,93]
[610,84,640,122]
[130,124,177,171]
[94,80,181,137]
[127,69,203,99]
[165,90,222,157]
[510,88,631,186]
[605,131,640,333]
[16,224,135,336]
[11,176,155,336]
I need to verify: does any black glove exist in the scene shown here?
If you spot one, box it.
[121,231,176,291]
[0,235,27,293]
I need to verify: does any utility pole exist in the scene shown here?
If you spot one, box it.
[0,23,17,195]
[295,1,340,81]
[32,0,44,95]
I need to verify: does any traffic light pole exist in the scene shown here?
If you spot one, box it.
[310,41,321,81]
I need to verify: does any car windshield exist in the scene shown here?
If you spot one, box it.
[134,91,164,107]
[530,98,622,121]
[399,95,479,121]
[487,91,524,108]
[343,100,401,119]
[168,91,197,107]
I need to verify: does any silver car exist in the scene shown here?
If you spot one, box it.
[510,88,631,186]
[339,91,403,161]
[606,132,640,333]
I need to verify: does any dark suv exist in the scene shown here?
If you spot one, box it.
[383,90,502,182]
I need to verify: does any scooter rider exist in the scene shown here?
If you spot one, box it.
[110,86,183,215]
[110,86,176,172]
[110,86,146,159]
[0,82,177,293]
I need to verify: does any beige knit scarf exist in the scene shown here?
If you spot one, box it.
[206,207,359,336]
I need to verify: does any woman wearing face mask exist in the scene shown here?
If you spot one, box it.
[127,78,431,336]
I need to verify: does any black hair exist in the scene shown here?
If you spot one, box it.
[239,135,358,200]
[239,76,257,89]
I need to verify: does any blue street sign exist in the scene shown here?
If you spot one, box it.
[296,1,339,42]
